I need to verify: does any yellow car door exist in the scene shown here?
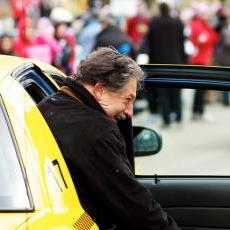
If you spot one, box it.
[0,72,98,229]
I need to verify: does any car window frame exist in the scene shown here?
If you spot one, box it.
[12,63,57,92]
[131,64,230,176]
[141,64,230,90]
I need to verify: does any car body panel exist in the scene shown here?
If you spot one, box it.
[0,57,98,229]
[0,55,65,81]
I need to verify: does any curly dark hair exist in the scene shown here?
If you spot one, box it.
[73,47,145,91]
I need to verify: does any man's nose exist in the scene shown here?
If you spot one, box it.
[124,103,134,118]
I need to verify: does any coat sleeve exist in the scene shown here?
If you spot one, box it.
[87,129,180,230]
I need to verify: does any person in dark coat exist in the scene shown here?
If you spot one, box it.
[147,3,186,127]
[38,47,180,230]
[94,11,136,58]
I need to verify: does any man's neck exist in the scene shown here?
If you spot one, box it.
[81,83,95,98]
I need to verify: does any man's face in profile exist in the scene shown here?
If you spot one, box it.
[96,78,137,122]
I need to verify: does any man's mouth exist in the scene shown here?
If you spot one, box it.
[115,113,126,121]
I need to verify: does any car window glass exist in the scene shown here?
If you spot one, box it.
[16,69,57,103]
[0,101,31,210]
[133,88,230,176]
[21,69,57,92]
[24,81,47,104]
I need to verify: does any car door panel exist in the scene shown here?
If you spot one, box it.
[139,177,230,228]
[134,65,230,229]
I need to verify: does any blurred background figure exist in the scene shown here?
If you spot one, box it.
[35,17,59,65]
[146,2,186,128]
[126,0,150,55]
[188,3,219,120]
[39,0,52,18]
[213,6,230,106]
[13,16,59,65]
[50,7,76,75]
[0,33,15,55]
[11,0,41,25]
[10,0,28,25]
[77,10,102,60]
[94,5,135,58]
[13,17,37,58]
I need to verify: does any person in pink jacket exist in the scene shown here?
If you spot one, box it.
[35,17,60,65]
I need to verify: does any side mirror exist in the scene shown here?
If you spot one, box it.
[133,126,162,157]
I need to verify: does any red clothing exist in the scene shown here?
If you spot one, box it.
[55,30,76,75]
[11,0,40,21]
[11,0,28,20]
[126,15,149,49]
[13,18,36,58]
[189,17,218,65]
[13,18,58,64]
[65,31,76,72]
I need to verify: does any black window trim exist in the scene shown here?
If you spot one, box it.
[11,63,58,93]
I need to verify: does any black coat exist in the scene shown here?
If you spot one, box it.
[147,15,186,64]
[94,25,130,49]
[38,79,179,230]
[94,25,136,59]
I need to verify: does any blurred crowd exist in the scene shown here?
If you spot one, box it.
[0,0,230,126]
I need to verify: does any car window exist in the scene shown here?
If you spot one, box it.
[0,99,32,211]
[24,80,47,103]
[14,68,57,103]
[133,87,230,176]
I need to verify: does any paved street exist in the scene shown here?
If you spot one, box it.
[133,89,230,176]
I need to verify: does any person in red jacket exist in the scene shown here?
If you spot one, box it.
[188,4,219,119]
[11,0,41,25]
[11,0,28,24]
[189,15,218,65]
[126,1,150,54]
[13,17,37,58]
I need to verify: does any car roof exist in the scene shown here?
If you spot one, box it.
[0,55,65,80]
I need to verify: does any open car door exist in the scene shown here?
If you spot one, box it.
[132,64,230,229]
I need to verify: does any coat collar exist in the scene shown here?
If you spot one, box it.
[63,78,106,115]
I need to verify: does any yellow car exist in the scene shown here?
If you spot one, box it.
[0,55,98,229]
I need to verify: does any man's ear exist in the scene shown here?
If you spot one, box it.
[93,83,104,101]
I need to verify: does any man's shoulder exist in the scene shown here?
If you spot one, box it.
[38,92,118,135]
[38,92,77,112]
